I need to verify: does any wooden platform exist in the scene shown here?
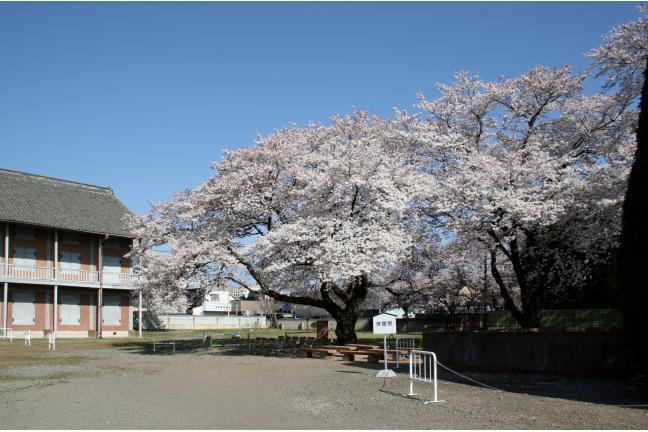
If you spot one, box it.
[299,347,339,360]
[339,350,381,363]
[344,343,380,350]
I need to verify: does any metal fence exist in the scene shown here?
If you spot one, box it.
[407,350,442,404]
[486,308,624,331]
[395,336,418,368]
[153,338,176,353]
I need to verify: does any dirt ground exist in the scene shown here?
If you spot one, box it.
[0,338,646,429]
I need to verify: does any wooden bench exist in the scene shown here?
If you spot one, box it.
[300,347,339,360]
[345,343,380,350]
[366,348,408,360]
[339,350,382,363]
[321,345,357,351]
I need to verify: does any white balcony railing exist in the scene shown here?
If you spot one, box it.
[0,264,139,288]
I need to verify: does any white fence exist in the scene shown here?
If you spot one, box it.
[407,350,442,404]
[395,336,418,367]
[1,263,139,287]
[276,317,372,331]
[0,329,34,345]
[157,314,267,330]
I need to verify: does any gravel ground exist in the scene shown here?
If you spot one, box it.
[0,342,646,429]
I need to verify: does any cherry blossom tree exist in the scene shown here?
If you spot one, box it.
[587,4,648,102]
[130,6,647,340]
[414,62,638,328]
[130,112,426,343]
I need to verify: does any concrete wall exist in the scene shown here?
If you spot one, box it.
[276,317,372,331]
[422,331,627,374]
[397,317,448,332]
[157,314,267,330]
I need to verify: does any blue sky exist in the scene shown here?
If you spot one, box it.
[0,2,640,214]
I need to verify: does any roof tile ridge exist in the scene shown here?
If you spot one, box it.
[0,168,113,195]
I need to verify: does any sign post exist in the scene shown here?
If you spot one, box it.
[373,313,397,378]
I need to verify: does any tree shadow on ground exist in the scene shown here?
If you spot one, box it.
[111,338,311,358]
[109,339,648,408]
[110,339,220,355]
[345,359,648,409]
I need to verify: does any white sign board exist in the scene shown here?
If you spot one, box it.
[372,313,397,335]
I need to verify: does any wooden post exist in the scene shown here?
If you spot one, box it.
[138,289,143,338]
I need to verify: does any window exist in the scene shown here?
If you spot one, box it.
[13,247,36,267]
[60,293,81,325]
[12,291,35,325]
[102,295,121,325]
[59,252,82,276]
[103,255,122,284]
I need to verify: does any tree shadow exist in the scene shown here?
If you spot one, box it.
[109,339,647,408]
[343,358,648,408]
[110,339,225,356]
[111,338,312,358]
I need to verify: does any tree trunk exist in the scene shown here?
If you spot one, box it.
[617,60,648,375]
[250,268,369,345]
[331,305,359,345]
[519,272,543,328]
[490,249,542,328]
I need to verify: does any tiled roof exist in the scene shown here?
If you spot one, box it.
[0,168,134,237]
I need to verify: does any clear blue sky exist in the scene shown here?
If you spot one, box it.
[0,2,640,214]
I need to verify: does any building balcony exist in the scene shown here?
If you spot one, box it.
[0,263,139,289]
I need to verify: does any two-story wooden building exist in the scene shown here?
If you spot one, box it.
[0,168,138,338]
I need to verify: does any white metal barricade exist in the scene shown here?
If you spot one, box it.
[48,333,56,351]
[0,328,13,342]
[153,338,176,353]
[24,329,31,346]
[395,336,417,367]
[407,350,443,403]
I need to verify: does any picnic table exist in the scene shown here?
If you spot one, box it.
[366,348,406,361]
[299,347,339,360]
[300,343,391,362]
[345,343,380,350]
[321,345,357,351]
[338,349,382,363]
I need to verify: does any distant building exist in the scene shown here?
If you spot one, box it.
[192,285,269,316]
[192,290,233,315]
[230,290,264,316]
